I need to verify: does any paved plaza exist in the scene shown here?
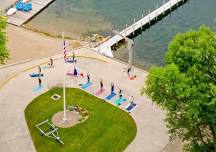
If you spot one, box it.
[0,48,169,152]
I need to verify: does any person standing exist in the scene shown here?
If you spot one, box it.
[119,89,123,98]
[87,72,90,83]
[50,57,53,67]
[127,66,131,77]
[111,82,115,94]
[129,95,135,105]
[72,51,75,62]
[100,79,103,90]
[73,66,78,76]
[38,66,41,74]
[38,78,42,88]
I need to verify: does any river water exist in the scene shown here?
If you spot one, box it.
[2,0,216,69]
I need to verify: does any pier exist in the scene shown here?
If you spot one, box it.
[6,0,54,26]
[97,0,187,57]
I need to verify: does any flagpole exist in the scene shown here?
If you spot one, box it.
[62,32,67,121]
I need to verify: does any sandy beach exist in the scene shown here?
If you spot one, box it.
[5,25,88,65]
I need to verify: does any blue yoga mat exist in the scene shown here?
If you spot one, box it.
[43,66,54,69]
[126,104,137,111]
[81,82,92,90]
[105,93,116,100]
[30,73,43,78]
[33,85,44,93]
[114,98,127,105]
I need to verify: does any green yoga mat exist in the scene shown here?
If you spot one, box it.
[114,98,127,105]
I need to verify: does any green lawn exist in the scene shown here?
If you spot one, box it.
[25,88,137,152]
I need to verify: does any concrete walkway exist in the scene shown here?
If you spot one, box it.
[0,48,169,152]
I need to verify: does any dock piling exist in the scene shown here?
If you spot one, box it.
[133,18,135,35]
[148,9,151,26]
[141,14,144,30]
[125,24,128,36]
[156,4,158,20]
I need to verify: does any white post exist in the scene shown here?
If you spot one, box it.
[125,24,127,36]
[141,21,143,30]
[141,13,143,30]
[133,18,135,35]
[148,9,151,26]
[163,0,165,15]
[170,1,172,11]
[129,47,132,66]
[62,32,67,122]
[128,39,134,68]
[156,4,158,20]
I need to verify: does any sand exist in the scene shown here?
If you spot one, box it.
[5,25,88,65]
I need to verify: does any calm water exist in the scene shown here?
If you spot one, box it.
[19,0,216,69]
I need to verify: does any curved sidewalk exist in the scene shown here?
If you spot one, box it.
[0,48,169,152]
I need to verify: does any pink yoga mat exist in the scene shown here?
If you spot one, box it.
[95,89,105,96]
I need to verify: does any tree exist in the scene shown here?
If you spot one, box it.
[141,26,216,151]
[0,14,9,64]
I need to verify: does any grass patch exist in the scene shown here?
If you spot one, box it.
[25,88,137,152]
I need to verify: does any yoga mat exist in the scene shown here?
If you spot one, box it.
[30,73,43,78]
[81,82,92,90]
[105,93,116,100]
[43,66,54,69]
[125,104,137,112]
[114,98,127,105]
[67,72,84,78]
[67,72,78,77]
[129,76,137,80]
[67,59,77,63]
[126,104,136,111]
[33,85,44,93]
[95,88,105,96]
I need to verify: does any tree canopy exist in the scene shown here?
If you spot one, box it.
[0,15,9,64]
[142,26,216,151]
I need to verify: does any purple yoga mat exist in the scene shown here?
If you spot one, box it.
[95,88,105,96]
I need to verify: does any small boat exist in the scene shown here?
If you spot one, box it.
[22,0,31,3]
[15,2,32,12]
[23,3,32,12]
[16,2,24,10]
[6,7,17,16]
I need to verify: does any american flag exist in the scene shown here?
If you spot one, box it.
[63,39,67,62]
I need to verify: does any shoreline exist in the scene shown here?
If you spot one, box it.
[22,24,109,47]
[22,25,78,41]
[2,24,148,72]
[4,24,92,65]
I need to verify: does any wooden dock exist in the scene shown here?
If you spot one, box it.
[7,0,54,26]
[97,0,187,57]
